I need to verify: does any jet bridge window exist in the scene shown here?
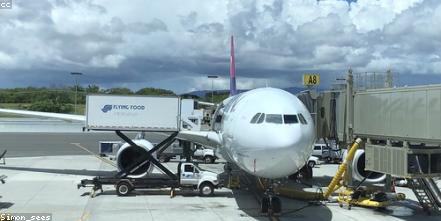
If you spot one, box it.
[283,115,299,124]
[265,114,283,124]
[298,113,308,125]
[250,113,261,123]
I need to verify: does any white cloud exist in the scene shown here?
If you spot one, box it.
[349,0,423,33]
[90,54,125,68]
[1,0,440,93]
[0,51,16,68]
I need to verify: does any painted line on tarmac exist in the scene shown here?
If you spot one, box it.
[77,211,90,221]
[153,132,171,137]
[70,143,117,168]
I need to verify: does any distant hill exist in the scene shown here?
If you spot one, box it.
[182,87,309,98]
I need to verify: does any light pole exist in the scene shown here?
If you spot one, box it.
[70,72,83,114]
[207,75,218,103]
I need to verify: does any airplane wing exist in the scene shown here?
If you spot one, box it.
[177,130,222,148]
[196,101,216,107]
[0,108,85,122]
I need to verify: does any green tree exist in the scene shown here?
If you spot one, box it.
[105,87,133,95]
[135,87,175,96]
[205,91,229,103]
[28,100,73,113]
[86,85,101,94]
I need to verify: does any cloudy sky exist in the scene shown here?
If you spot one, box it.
[0,0,440,93]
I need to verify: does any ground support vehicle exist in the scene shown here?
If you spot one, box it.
[78,131,222,197]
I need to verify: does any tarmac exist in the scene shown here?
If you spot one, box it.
[0,119,441,220]
[1,155,440,221]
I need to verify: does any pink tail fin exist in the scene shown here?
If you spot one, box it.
[229,35,237,96]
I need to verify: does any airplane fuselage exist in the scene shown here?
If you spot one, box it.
[213,87,315,179]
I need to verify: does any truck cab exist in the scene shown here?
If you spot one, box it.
[312,143,342,163]
[178,162,221,196]
[312,144,328,158]
[192,144,217,164]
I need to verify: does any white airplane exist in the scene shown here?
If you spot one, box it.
[0,36,316,213]
[178,36,315,179]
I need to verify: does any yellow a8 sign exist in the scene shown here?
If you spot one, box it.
[303,74,320,86]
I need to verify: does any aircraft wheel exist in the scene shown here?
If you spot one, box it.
[261,196,270,213]
[271,197,282,214]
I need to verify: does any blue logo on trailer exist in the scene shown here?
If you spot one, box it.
[101,105,113,113]
[101,104,145,113]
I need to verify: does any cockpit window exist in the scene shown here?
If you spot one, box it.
[284,115,299,124]
[298,113,307,124]
[250,113,261,123]
[257,113,265,124]
[265,114,283,124]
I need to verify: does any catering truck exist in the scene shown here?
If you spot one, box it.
[78,95,222,196]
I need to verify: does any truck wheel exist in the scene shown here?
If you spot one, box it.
[159,156,166,163]
[199,182,214,196]
[204,156,214,164]
[308,161,315,168]
[159,156,170,163]
[116,181,132,196]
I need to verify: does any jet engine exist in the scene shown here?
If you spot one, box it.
[116,139,155,178]
[345,149,386,183]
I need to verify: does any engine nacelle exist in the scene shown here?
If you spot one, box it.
[116,139,154,178]
[344,149,386,183]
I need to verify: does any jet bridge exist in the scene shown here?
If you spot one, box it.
[299,77,441,213]
[303,84,441,177]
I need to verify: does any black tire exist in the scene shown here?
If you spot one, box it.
[159,156,166,163]
[271,197,282,213]
[199,182,214,196]
[116,181,132,196]
[159,156,171,163]
[261,197,270,213]
[204,156,214,164]
[223,163,232,172]
[288,172,299,180]
[308,161,316,168]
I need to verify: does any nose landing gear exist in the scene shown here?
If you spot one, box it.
[261,186,282,215]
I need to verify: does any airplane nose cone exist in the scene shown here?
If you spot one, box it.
[235,127,314,179]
